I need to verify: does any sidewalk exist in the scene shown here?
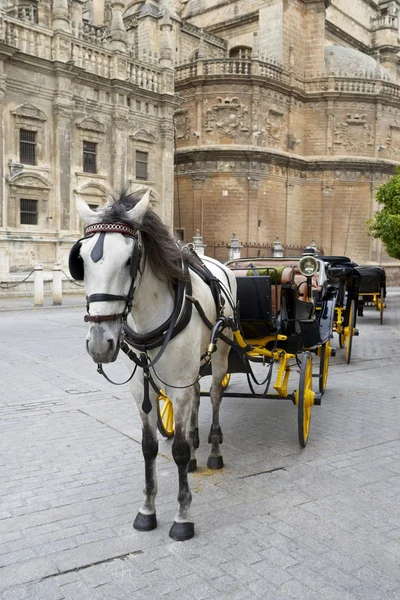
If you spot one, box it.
[0,293,86,312]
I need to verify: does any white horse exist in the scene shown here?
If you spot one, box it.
[70,189,237,541]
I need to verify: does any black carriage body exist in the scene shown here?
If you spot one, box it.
[319,256,361,329]
[357,266,386,296]
[229,261,336,373]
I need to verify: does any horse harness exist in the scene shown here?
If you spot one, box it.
[69,221,234,414]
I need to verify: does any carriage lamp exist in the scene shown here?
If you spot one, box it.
[299,255,318,277]
[299,255,318,300]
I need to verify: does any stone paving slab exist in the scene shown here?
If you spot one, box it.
[0,293,400,598]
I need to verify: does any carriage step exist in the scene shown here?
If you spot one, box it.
[354,329,360,336]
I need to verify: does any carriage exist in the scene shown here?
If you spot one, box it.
[317,256,361,364]
[159,253,338,449]
[356,266,386,324]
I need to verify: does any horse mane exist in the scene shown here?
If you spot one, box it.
[100,189,188,284]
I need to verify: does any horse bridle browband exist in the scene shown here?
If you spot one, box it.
[82,222,140,324]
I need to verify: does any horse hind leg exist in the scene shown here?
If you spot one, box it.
[188,381,200,473]
[207,379,224,469]
[133,407,159,532]
[170,403,195,541]
[207,349,229,470]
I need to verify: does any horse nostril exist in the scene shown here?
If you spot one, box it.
[107,339,114,352]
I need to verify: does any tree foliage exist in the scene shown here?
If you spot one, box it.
[368,166,400,260]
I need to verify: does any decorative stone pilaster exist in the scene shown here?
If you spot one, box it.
[159,117,175,227]
[321,183,334,254]
[53,0,70,32]
[53,85,73,231]
[0,67,5,230]
[111,110,129,189]
[110,0,127,53]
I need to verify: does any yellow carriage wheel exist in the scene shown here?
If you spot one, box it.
[222,373,231,389]
[345,299,356,365]
[157,391,175,438]
[379,288,385,325]
[296,352,315,448]
[317,340,331,395]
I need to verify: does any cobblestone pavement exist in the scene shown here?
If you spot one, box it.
[1,291,400,600]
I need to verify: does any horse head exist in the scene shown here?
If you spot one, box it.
[71,189,151,364]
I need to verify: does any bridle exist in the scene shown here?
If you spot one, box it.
[82,222,141,324]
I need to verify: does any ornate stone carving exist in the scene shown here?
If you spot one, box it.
[262,109,284,147]
[76,116,106,133]
[386,124,400,155]
[7,172,52,189]
[11,103,47,121]
[173,109,190,141]
[205,97,249,138]
[333,114,373,152]
[130,129,157,143]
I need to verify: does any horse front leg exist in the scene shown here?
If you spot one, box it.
[169,392,195,541]
[133,388,159,532]
[188,381,200,473]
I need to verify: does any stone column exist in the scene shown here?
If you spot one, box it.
[192,175,205,237]
[53,0,70,32]
[321,183,334,254]
[247,176,259,243]
[110,0,127,53]
[53,83,73,231]
[160,118,175,227]
[0,64,6,231]
[110,111,129,190]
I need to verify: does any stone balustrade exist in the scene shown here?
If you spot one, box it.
[1,15,163,93]
[371,13,397,30]
[175,57,285,82]
[127,61,161,92]
[3,16,53,60]
[71,42,112,77]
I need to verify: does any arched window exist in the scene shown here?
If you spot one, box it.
[190,50,199,63]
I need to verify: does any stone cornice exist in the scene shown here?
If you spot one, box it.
[175,145,400,172]
[326,21,371,55]
[206,11,259,35]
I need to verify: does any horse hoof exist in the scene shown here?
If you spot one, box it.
[169,521,195,541]
[207,455,224,470]
[188,458,197,472]
[133,512,157,531]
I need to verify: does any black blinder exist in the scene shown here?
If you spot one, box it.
[130,238,140,279]
[69,242,84,281]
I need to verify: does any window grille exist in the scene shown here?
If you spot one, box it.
[20,199,38,225]
[83,141,97,173]
[136,151,148,180]
[19,129,36,165]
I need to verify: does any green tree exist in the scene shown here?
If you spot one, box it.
[368,166,400,260]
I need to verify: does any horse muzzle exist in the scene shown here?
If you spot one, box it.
[86,323,121,364]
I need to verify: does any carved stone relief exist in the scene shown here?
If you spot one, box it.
[333,114,373,153]
[205,97,249,138]
[386,124,400,155]
[262,109,284,147]
[173,109,191,141]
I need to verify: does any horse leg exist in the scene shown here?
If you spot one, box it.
[207,354,228,470]
[188,381,200,473]
[133,390,159,532]
[169,394,194,541]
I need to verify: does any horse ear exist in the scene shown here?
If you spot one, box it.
[75,194,96,224]
[126,189,151,225]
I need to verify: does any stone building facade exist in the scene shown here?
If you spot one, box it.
[0,0,177,277]
[173,0,400,280]
[1,0,400,282]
